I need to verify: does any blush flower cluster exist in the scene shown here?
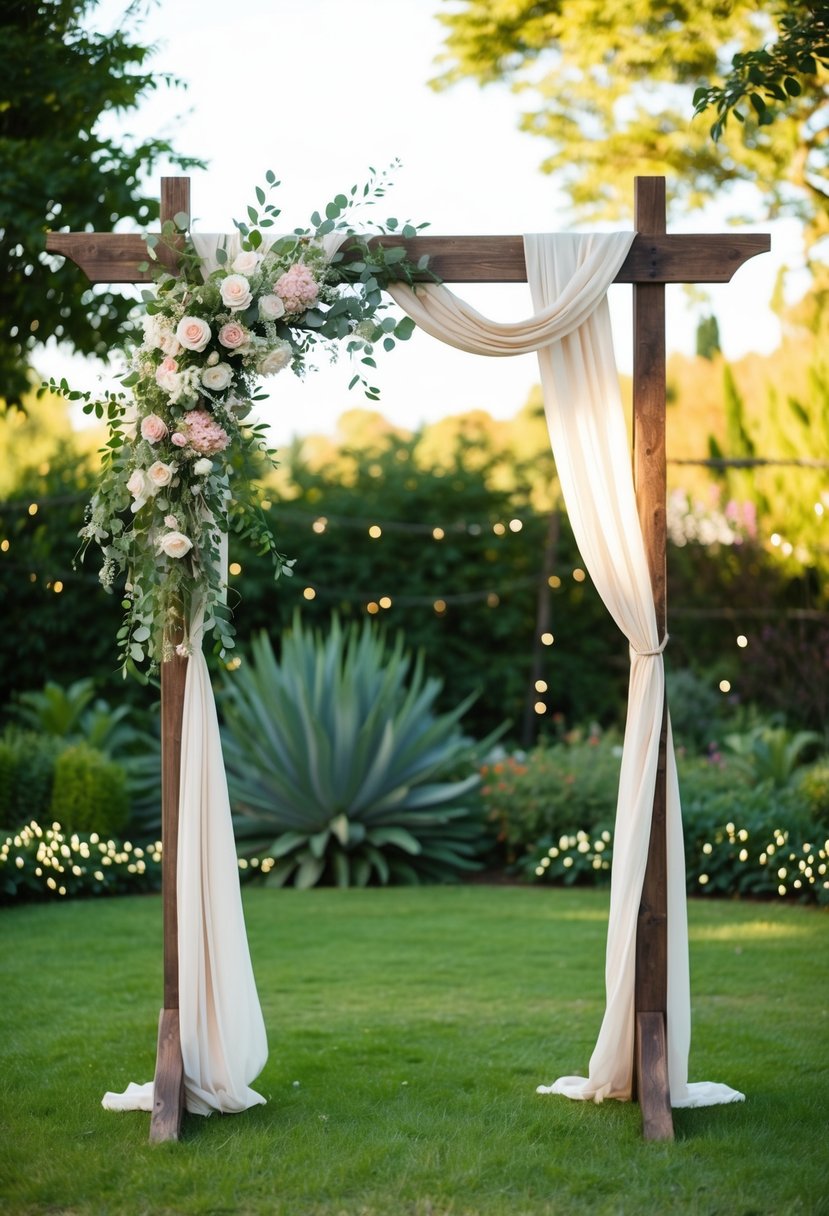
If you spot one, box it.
[71,166,429,673]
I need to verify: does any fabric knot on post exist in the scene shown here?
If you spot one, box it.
[630,633,669,658]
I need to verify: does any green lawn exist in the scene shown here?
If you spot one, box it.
[1,886,827,1216]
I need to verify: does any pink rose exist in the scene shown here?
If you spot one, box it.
[140,413,168,444]
[147,460,174,489]
[164,514,179,528]
[171,432,188,447]
[218,322,249,350]
[219,274,253,312]
[158,531,193,559]
[175,315,212,352]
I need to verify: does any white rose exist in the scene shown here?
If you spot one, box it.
[176,315,212,352]
[158,369,181,395]
[201,362,233,391]
[142,313,162,349]
[147,460,175,489]
[257,340,293,377]
[259,293,286,321]
[219,274,253,312]
[127,468,150,501]
[159,329,181,357]
[158,531,193,559]
[193,457,213,476]
[232,250,260,275]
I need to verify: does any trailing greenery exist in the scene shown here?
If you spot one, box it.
[0,820,161,903]
[221,616,487,888]
[1,888,827,1214]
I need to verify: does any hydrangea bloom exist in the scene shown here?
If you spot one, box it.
[182,409,230,454]
[274,263,319,314]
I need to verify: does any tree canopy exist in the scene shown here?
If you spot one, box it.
[432,0,829,249]
[0,0,203,407]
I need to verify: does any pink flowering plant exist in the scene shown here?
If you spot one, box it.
[51,166,432,674]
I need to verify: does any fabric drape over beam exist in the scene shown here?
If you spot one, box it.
[389,234,743,1108]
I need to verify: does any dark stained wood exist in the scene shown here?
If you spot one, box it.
[150,176,192,1144]
[631,176,673,1140]
[635,1012,674,1142]
[149,1008,184,1144]
[46,228,770,286]
[160,650,188,1008]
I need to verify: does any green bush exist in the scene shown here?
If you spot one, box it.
[498,737,829,904]
[0,729,63,828]
[221,615,487,888]
[49,743,129,836]
[0,821,162,903]
[723,724,823,788]
[797,761,829,826]
[681,783,828,903]
[480,729,621,865]
[3,679,162,836]
[665,667,726,753]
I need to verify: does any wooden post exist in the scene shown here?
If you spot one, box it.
[631,176,673,1142]
[148,178,190,1145]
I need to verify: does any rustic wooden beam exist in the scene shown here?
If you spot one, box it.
[148,177,191,1146]
[46,228,770,286]
[631,175,673,1143]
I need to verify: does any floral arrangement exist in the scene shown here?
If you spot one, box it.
[53,166,432,673]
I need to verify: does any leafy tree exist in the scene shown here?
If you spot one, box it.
[432,0,829,247]
[693,3,829,140]
[0,0,204,407]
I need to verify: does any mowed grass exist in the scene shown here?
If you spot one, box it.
[0,885,827,1216]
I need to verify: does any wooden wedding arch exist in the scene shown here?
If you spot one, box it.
[48,175,769,1143]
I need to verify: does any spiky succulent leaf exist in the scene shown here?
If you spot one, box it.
[221,615,487,886]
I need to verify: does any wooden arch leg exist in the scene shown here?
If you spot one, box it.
[147,178,192,1145]
[149,650,188,1142]
[632,175,674,1142]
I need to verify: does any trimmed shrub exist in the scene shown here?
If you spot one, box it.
[49,743,129,837]
[797,761,829,826]
[0,729,63,828]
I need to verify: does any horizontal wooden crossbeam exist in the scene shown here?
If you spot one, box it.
[46,230,770,286]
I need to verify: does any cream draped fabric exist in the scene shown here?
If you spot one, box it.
[388,234,743,1108]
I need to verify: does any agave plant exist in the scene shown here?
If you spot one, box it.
[219,616,486,888]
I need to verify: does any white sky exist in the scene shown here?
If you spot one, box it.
[38,0,807,446]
